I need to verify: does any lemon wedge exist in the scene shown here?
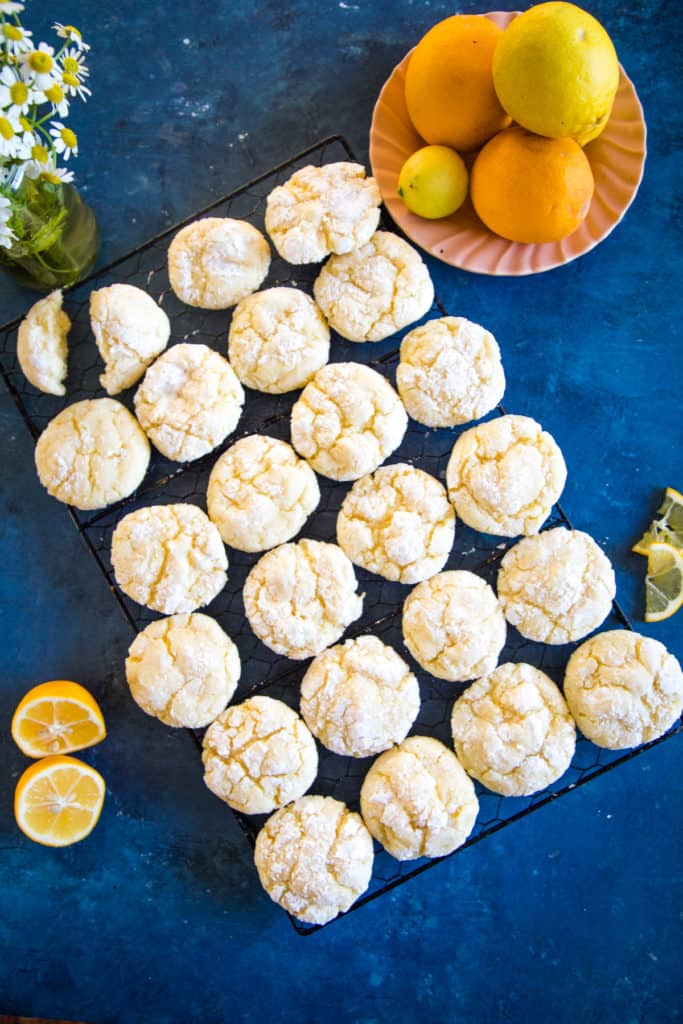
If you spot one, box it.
[644,541,683,622]
[633,487,683,555]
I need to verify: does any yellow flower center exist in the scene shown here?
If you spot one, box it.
[62,56,81,76]
[60,126,77,149]
[63,72,79,88]
[28,51,54,74]
[64,26,82,40]
[32,143,48,163]
[10,81,28,106]
[0,116,15,141]
[41,171,61,185]
[19,115,31,132]
[5,25,23,41]
[45,83,65,104]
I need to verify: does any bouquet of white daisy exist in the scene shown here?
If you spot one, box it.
[0,1,98,288]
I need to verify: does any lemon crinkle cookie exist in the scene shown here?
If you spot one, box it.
[125,613,240,729]
[313,230,434,343]
[111,503,228,614]
[290,362,407,482]
[202,696,318,815]
[446,413,567,537]
[35,398,150,511]
[207,435,319,552]
[451,662,576,797]
[337,463,455,584]
[265,161,381,264]
[228,286,330,394]
[300,635,420,758]
[402,570,506,682]
[89,283,171,396]
[254,795,374,925]
[17,290,70,396]
[168,217,270,310]
[243,538,363,660]
[134,343,244,462]
[360,736,478,861]
[396,316,505,428]
[497,527,616,644]
[564,630,683,750]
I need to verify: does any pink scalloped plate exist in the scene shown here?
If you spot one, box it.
[369,10,647,275]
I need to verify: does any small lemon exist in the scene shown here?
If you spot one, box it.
[397,145,469,219]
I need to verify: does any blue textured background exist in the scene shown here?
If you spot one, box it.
[0,2,681,1021]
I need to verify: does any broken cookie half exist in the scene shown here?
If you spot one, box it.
[17,289,71,396]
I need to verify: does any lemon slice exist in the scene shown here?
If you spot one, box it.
[14,755,105,847]
[633,487,683,555]
[11,680,107,758]
[644,541,683,622]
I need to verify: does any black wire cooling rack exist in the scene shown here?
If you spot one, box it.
[1,134,681,935]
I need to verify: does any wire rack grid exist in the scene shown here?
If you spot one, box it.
[1,134,680,936]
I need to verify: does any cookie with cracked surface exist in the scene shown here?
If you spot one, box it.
[446,414,567,537]
[134,343,244,462]
[497,527,616,644]
[313,230,434,342]
[451,662,576,797]
[564,630,683,750]
[111,503,228,614]
[202,696,317,815]
[207,434,319,552]
[90,283,170,396]
[35,398,150,511]
[396,316,505,428]
[17,289,70,396]
[360,735,478,861]
[290,362,407,482]
[228,286,330,394]
[167,217,270,309]
[265,161,381,264]
[402,570,506,682]
[254,795,374,925]
[336,462,455,583]
[125,613,240,729]
[300,635,420,758]
[243,538,363,660]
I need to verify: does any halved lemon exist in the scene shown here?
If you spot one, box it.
[11,680,107,758]
[14,754,106,847]
[633,487,683,555]
[644,541,683,623]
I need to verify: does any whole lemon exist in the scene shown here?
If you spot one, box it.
[398,145,469,219]
[405,14,511,152]
[492,2,620,145]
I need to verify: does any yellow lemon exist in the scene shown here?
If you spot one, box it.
[11,679,107,758]
[397,145,469,219]
[493,2,620,145]
[633,487,683,555]
[644,542,683,623]
[14,755,106,847]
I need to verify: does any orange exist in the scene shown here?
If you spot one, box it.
[404,14,511,153]
[14,754,106,847]
[11,679,107,758]
[470,127,595,244]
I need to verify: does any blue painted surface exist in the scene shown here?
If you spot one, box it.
[0,1,681,1021]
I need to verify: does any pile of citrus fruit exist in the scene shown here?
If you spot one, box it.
[397,1,620,243]
[633,487,683,623]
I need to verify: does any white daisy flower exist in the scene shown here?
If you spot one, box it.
[20,43,58,91]
[2,22,33,56]
[60,47,89,81]
[42,81,70,118]
[0,202,15,249]
[0,107,23,158]
[21,141,51,179]
[0,66,36,116]
[53,23,90,52]
[42,163,74,185]
[0,1,25,15]
[49,120,78,160]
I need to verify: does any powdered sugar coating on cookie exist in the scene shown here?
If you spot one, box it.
[207,434,320,552]
[402,570,506,682]
[313,230,434,342]
[111,503,228,614]
[446,414,567,537]
[35,398,150,510]
[17,290,70,396]
[300,635,420,758]
[564,630,683,750]
[254,795,374,925]
[168,217,270,310]
[90,283,170,395]
[134,343,244,462]
[337,463,455,583]
[228,287,330,394]
[125,613,240,728]
[360,735,478,861]
[243,538,363,660]
[290,362,407,481]
[265,161,381,264]
[451,662,576,797]
[497,528,616,644]
[396,316,505,427]
[202,696,318,815]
